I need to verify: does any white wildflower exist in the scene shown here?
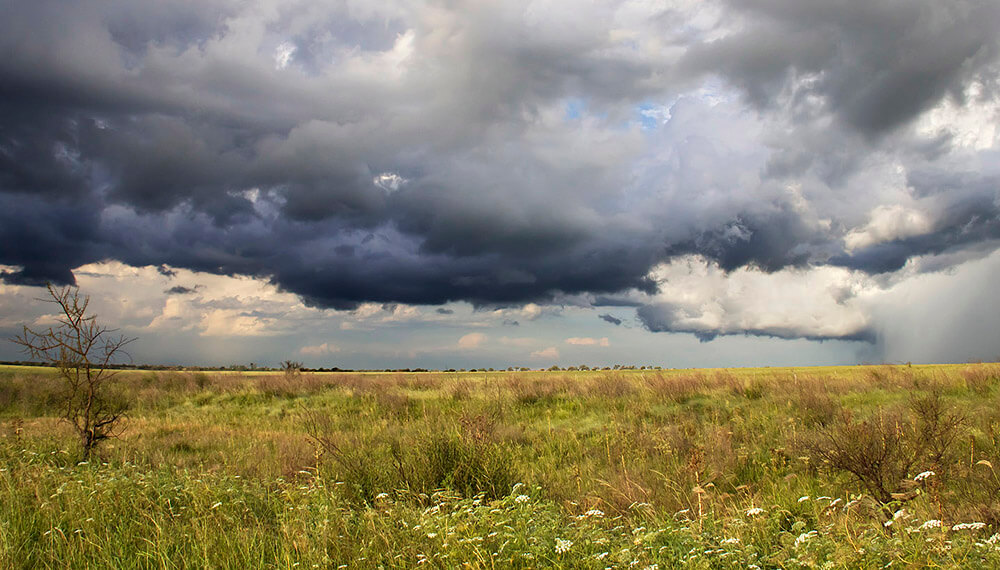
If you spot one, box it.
[952,522,987,531]
[795,530,818,547]
[918,520,942,531]
[585,509,605,517]
[745,507,765,517]
[720,537,740,545]
[986,533,1000,544]
[426,533,438,539]
[515,494,530,503]
[914,471,935,482]
[375,493,389,501]
[555,538,573,554]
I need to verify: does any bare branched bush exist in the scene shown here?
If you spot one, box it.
[909,390,966,473]
[803,409,916,513]
[803,392,968,520]
[282,360,303,379]
[10,285,135,458]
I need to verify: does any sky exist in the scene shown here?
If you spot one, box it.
[1,0,999,369]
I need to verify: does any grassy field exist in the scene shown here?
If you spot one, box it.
[2,363,1000,568]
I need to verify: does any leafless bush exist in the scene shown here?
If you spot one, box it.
[282,360,303,379]
[10,285,135,458]
[803,409,916,513]
[909,390,966,472]
[803,393,967,518]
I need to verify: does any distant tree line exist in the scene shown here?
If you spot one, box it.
[2,359,670,373]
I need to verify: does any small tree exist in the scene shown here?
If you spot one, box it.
[11,284,135,458]
[282,360,303,379]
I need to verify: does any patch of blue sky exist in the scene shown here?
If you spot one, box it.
[637,101,674,130]
[563,97,587,120]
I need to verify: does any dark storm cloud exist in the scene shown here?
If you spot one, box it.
[664,208,835,273]
[598,314,622,326]
[156,265,177,278]
[682,0,1000,137]
[1,0,999,343]
[165,285,199,295]
[832,170,1000,273]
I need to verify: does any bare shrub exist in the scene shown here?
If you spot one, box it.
[10,285,135,458]
[909,390,966,472]
[803,409,916,513]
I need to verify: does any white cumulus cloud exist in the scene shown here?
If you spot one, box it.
[300,342,339,356]
[565,337,610,346]
[530,346,559,359]
[458,332,487,348]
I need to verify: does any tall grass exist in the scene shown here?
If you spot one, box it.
[2,363,1000,567]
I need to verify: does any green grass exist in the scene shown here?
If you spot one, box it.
[2,364,1000,568]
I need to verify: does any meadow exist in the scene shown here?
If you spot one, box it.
[2,363,1000,568]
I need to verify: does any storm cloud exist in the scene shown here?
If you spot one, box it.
[2,0,999,346]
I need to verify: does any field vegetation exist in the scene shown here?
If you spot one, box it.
[2,363,1000,568]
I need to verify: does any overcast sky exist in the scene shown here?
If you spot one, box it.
[2,0,999,368]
